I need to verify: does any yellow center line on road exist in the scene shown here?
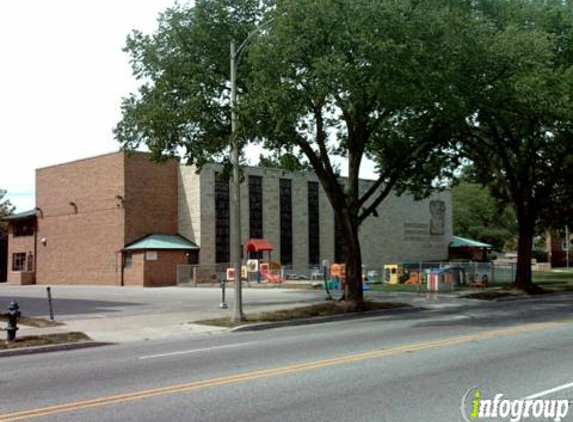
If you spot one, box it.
[0,320,567,422]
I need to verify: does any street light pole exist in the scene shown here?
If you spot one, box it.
[229,17,277,323]
[230,40,244,322]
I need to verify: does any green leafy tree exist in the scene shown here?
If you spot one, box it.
[0,189,14,282]
[449,0,573,291]
[115,0,474,307]
[242,0,469,306]
[0,189,14,231]
[257,151,313,173]
[452,182,516,251]
[115,0,272,167]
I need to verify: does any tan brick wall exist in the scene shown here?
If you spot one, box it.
[197,168,217,266]
[178,166,202,246]
[124,154,179,244]
[180,164,453,274]
[35,153,126,285]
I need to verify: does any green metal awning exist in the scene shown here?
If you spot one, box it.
[449,236,493,249]
[3,209,37,220]
[124,234,199,251]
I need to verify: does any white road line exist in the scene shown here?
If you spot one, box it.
[138,342,258,360]
[524,381,573,400]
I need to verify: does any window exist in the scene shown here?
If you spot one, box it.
[123,252,133,269]
[13,220,34,237]
[215,176,230,264]
[335,214,346,264]
[12,253,26,272]
[280,179,292,265]
[249,176,263,239]
[308,181,320,265]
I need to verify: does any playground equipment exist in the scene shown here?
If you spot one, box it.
[384,264,402,284]
[426,268,454,292]
[226,266,247,281]
[404,271,420,285]
[260,262,284,283]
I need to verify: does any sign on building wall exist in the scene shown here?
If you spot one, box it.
[146,251,158,261]
[429,200,446,235]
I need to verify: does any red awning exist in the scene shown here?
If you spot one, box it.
[246,238,273,253]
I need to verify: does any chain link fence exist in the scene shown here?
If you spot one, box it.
[176,261,550,291]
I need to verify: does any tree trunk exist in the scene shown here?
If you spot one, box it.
[514,218,535,292]
[340,209,365,310]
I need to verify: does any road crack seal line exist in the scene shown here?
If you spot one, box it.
[0,320,566,422]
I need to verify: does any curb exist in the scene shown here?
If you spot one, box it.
[0,341,113,358]
[230,305,423,332]
[458,290,573,303]
[493,290,573,302]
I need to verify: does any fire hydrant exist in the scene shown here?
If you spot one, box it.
[5,301,21,342]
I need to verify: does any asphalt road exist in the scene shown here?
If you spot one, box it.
[1,295,573,422]
[0,285,328,320]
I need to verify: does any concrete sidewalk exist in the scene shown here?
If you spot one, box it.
[0,284,468,343]
[0,285,328,342]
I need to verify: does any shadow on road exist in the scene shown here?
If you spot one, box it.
[0,296,141,318]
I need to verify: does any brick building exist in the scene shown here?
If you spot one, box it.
[3,152,452,286]
[4,152,197,286]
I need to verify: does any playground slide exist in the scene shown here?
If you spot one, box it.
[404,272,420,285]
[261,267,284,283]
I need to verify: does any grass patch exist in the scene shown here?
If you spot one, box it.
[0,315,63,328]
[197,301,411,328]
[368,283,427,293]
[531,271,573,293]
[533,271,573,284]
[462,273,573,300]
[0,332,90,350]
[462,287,527,301]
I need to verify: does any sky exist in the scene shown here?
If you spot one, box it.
[0,0,376,213]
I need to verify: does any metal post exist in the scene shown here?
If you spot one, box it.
[418,262,422,294]
[322,259,332,300]
[230,41,244,322]
[566,225,570,269]
[220,278,228,309]
[46,286,55,321]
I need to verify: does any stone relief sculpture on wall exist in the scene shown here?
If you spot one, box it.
[429,200,445,235]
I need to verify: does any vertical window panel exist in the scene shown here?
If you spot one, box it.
[335,213,346,264]
[308,181,320,265]
[249,176,263,239]
[215,176,230,264]
[280,179,292,265]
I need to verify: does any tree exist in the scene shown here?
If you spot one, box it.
[116,0,473,308]
[257,151,313,173]
[0,189,14,283]
[115,0,272,167]
[452,181,516,251]
[0,189,14,231]
[450,0,573,291]
[242,0,468,307]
